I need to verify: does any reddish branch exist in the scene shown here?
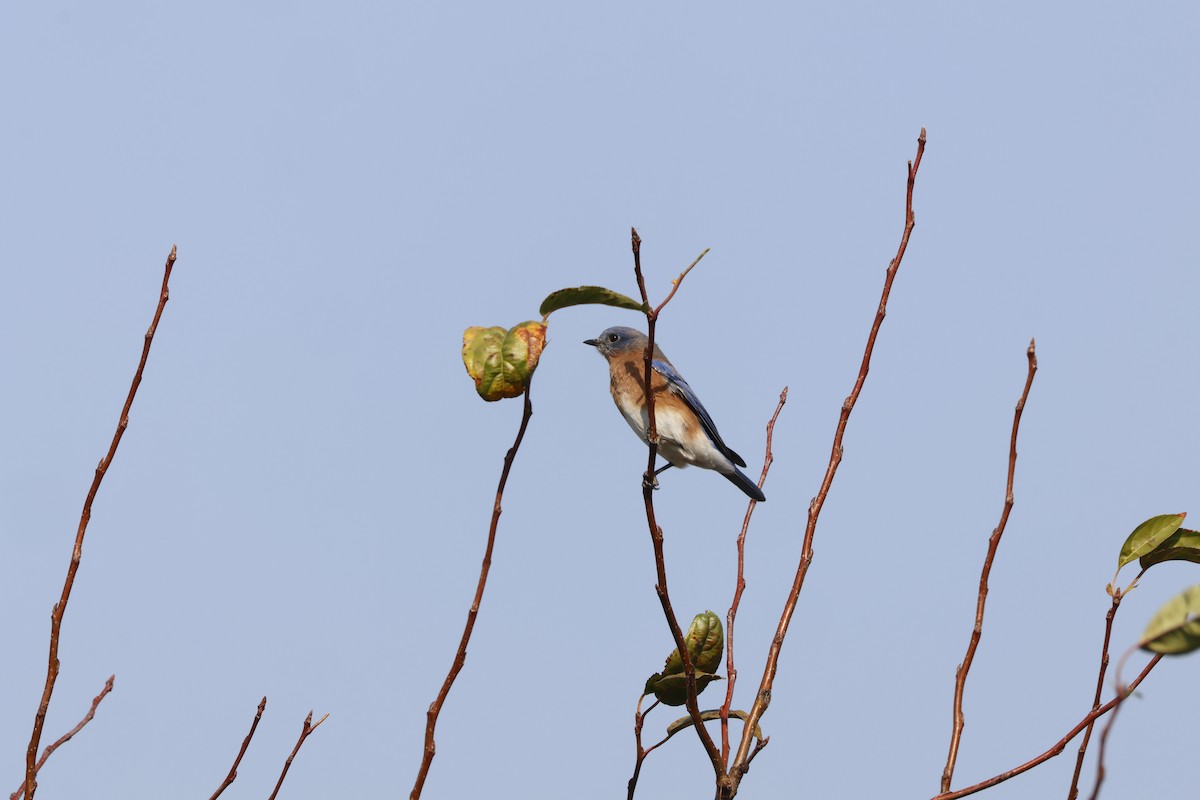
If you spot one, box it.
[1065,590,1125,799]
[726,129,927,795]
[267,710,328,800]
[22,246,177,800]
[931,654,1162,800]
[410,385,535,799]
[209,696,267,800]
[630,231,727,787]
[940,339,1038,792]
[721,388,788,762]
[1085,695,1122,800]
[627,695,660,799]
[11,674,114,800]
[1085,639,1145,800]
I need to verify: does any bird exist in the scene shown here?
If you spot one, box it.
[584,326,766,502]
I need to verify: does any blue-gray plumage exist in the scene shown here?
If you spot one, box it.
[584,326,766,502]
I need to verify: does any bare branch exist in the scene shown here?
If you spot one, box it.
[728,129,927,793]
[940,339,1038,791]
[267,711,328,800]
[410,385,535,799]
[721,388,787,762]
[1085,642,1144,800]
[23,246,177,800]
[11,675,114,800]
[931,654,1163,800]
[208,696,267,800]
[652,247,710,317]
[627,695,660,799]
[1065,592,1123,799]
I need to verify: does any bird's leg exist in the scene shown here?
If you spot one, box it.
[643,460,681,491]
[643,461,673,490]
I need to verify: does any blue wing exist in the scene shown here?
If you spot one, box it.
[652,359,747,467]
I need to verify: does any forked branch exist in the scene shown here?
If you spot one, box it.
[11,675,114,800]
[931,654,1162,800]
[266,710,329,800]
[23,246,177,800]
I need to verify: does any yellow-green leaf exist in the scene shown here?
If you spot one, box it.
[538,286,646,318]
[1140,528,1200,570]
[461,321,547,401]
[1140,585,1200,655]
[663,611,724,676]
[1118,513,1187,569]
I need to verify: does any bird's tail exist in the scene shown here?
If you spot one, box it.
[724,467,765,502]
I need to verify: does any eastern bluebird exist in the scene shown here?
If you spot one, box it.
[584,326,766,502]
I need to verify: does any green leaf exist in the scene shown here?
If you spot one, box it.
[1118,513,1187,569]
[461,321,547,401]
[665,710,764,742]
[646,671,722,707]
[663,611,725,676]
[1140,528,1200,570]
[538,286,647,318]
[1140,585,1200,655]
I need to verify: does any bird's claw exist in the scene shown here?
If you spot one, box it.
[642,473,660,491]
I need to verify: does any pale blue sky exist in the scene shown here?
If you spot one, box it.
[3,2,1198,798]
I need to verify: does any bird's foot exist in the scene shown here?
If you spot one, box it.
[642,472,660,491]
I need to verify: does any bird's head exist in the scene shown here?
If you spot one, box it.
[583,326,650,359]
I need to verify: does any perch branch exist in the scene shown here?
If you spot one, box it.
[630,230,727,786]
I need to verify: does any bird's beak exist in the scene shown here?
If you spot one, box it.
[583,339,599,347]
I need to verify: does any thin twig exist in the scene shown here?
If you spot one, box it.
[727,129,927,795]
[410,385,535,800]
[1085,642,1143,800]
[208,696,267,800]
[630,231,727,787]
[721,388,787,763]
[651,248,709,317]
[266,710,328,800]
[10,675,114,800]
[1065,591,1123,799]
[940,338,1038,792]
[1085,696,1122,800]
[23,246,176,800]
[930,654,1163,800]
[627,695,660,800]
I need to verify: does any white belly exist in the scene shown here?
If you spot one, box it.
[619,403,733,473]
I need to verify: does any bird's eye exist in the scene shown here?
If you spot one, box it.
[608,333,620,343]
